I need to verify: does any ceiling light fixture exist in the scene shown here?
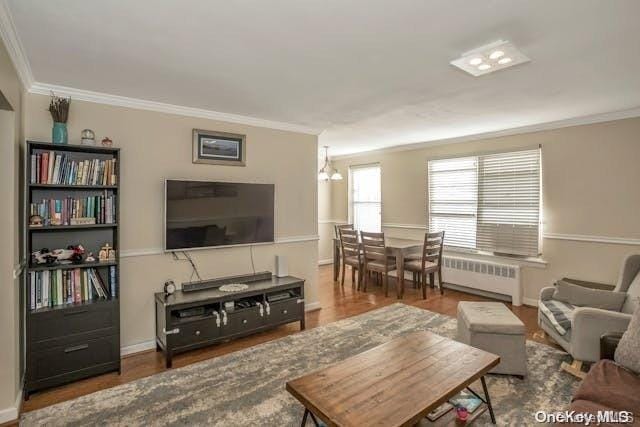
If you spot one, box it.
[318,146,342,181]
[450,40,530,77]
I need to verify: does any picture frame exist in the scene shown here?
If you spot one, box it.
[192,129,246,166]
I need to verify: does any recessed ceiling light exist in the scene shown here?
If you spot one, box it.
[450,40,530,76]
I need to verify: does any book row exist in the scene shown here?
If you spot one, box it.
[28,266,117,310]
[30,151,117,186]
[30,193,116,226]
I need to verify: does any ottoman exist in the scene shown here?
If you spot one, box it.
[457,301,527,377]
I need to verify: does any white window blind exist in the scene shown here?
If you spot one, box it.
[428,156,478,249]
[350,164,381,232]
[428,148,541,257]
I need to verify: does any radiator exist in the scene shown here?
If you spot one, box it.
[442,256,522,306]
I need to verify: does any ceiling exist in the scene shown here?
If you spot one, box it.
[5,0,640,155]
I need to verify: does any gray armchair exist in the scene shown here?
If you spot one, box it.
[538,254,640,378]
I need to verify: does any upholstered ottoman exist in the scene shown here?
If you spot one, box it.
[457,301,527,377]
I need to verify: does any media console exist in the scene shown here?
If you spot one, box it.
[154,273,305,368]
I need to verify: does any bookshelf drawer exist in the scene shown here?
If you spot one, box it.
[28,334,119,382]
[29,300,118,346]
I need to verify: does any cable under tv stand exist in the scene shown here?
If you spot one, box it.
[154,272,305,368]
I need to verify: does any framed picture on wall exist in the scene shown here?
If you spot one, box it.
[192,129,246,166]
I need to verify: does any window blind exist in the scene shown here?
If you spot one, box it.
[428,156,478,249]
[428,148,541,256]
[350,164,381,232]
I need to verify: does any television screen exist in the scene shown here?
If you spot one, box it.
[164,180,275,250]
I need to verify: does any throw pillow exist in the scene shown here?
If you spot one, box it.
[621,272,640,314]
[553,280,626,311]
[615,306,640,374]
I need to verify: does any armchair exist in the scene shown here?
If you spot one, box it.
[538,254,640,378]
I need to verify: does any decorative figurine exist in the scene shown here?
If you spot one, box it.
[86,252,96,262]
[99,243,115,261]
[81,129,96,146]
[29,214,44,227]
[101,137,113,147]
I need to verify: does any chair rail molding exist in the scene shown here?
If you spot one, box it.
[543,233,640,246]
[120,235,320,258]
[382,223,427,230]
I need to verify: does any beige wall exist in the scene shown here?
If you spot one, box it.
[23,92,319,349]
[317,179,334,262]
[329,117,640,302]
[0,38,23,416]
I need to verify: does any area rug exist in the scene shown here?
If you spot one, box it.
[21,303,578,426]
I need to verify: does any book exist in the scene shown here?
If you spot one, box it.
[109,266,117,298]
[426,402,453,421]
[449,391,483,413]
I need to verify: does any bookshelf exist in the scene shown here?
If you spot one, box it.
[23,141,121,399]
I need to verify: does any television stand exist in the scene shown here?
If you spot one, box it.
[155,273,305,368]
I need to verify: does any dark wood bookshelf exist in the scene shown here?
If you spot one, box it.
[23,140,121,399]
[29,184,118,190]
[29,223,118,232]
[27,260,118,272]
[29,296,117,315]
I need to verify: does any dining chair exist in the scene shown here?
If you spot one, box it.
[361,231,396,296]
[404,231,445,299]
[339,228,362,289]
[334,223,354,238]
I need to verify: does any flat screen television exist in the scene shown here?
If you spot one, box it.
[164,180,275,251]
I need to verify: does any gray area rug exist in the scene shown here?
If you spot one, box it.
[21,303,578,426]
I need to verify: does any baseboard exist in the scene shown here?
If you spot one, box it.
[305,301,321,312]
[121,340,156,356]
[120,302,322,357]
[0,388,22,424]
[318,258,333,266]
[522,297,539,307]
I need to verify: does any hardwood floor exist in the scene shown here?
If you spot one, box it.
[14,264,557,422]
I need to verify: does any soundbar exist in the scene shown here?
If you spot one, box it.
[182,271,273,293]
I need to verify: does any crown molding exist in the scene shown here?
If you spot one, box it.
[29,82,321,135]
[0,0,33,88]
[332,106,640,160]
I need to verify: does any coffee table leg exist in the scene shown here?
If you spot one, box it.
[301,408,320,427]
[481,376,496,424]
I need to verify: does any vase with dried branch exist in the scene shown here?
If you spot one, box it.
[49,93,71,144]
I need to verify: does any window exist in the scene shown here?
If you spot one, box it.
[428,148,541,256]
[350,164,381,232]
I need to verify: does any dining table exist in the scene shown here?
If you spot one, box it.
[332,236,423,298]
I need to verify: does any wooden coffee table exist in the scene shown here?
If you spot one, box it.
[286,331,500,426]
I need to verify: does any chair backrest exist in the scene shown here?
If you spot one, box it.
[614,254,640,314]
[339,228,360,260]
[361,231,386,262]
[334,223,354,239]
[422,231,445,266]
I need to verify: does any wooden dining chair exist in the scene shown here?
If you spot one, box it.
[361,231,396,296]
[334,223,354,238]
[339,228,362,289]
[404,231,445,299]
